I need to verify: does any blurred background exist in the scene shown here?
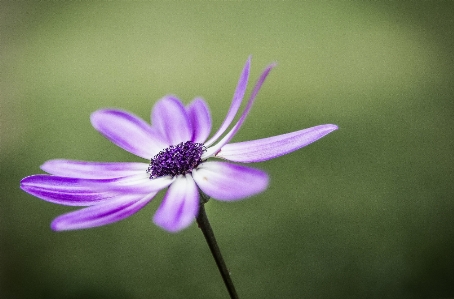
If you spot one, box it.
[1,2,453,298]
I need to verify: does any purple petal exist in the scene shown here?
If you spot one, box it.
[203,63,276,158]
[217,124,338,163]
[91,109,167,159]
[186,97,212,143]
[151,96,192,146]
[204,57,251,147]
[20,173,171,205]
[20,175,123,206]
[51,193,155,231]
[192,161,268,201]
[153,174,199,232]
[41,159,148,178]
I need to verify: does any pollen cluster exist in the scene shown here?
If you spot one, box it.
[147,141,205,179]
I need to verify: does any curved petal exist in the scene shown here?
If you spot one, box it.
[186,97,212,143]
[153,174,199,232]
[151,96,192,146]
[192,161,268,201]
[217,124,338,163]
[203,63,276,158]
[91,109,166,159]
[204,56,251,147]
[41,159,149,179]
[20,174,170,206]
[20,175,122,206]
[51,192,156,231]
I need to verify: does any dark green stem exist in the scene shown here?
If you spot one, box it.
[196,194,239,299]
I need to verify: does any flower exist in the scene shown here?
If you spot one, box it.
[20,57,338,233]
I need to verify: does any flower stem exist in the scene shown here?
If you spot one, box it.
[196,194,239,299]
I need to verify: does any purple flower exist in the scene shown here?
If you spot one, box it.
[20,57,338,233]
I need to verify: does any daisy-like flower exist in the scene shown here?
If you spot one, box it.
[20,57,338,233]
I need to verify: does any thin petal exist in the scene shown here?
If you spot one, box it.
[217,124,338,163]
[186,97,212,143]
[153,174,199,232]
[151,96,192,146]
[41,159,149,179]
[91,109,166,159]
[203,63,276,158]
[204,56,251,147]
[51,193,156,231]
[20,175,122,206]
[192,161,268,201]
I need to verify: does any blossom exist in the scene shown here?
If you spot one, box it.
[20,57,338,233]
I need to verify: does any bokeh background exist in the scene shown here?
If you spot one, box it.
[1,2,453,298]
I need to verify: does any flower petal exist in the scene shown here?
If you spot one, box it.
[91,109,166,159]
[20,175,122,206]
[186,97,212,143]
[192,161,268,201]
[204,56,251,147]
[41,159,149,179]
[217,124,338,163]
[153,174,199,232]
[51,193,155,231]
[151,96,192,146]
[203,63,276,158]
[40,160,175,193]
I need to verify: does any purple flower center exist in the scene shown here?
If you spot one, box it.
[147,141,206,179]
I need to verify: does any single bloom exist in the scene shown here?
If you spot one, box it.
[20,57,338,233]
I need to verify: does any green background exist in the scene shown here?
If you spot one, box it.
[1,2,453,298]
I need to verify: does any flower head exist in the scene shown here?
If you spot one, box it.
[20,57,338,232]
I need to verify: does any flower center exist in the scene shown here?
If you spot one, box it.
[147,141,206,179]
